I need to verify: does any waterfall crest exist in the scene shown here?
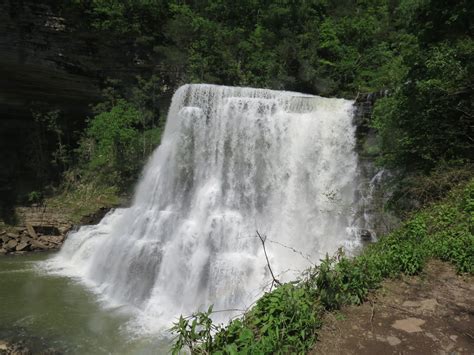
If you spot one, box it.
[45,84,359,332]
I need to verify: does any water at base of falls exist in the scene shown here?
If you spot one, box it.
[43,84,360,334]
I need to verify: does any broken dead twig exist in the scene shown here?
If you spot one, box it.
[256,230,281,291]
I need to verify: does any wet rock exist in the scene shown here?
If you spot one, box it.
[80,207,112,225]
[6,341,32,355]
[58,225,72,235]
[0,248,7,254]
[0,340,8,350]
[359,229,373,241]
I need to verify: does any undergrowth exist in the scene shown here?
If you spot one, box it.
[45,182,121,224]
[171,179,474,354]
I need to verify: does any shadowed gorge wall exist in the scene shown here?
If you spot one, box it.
[0,0,148,219]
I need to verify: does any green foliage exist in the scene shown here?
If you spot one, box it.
[14,0,466,210]
[172,179,474,353]
[371,0,473,173]
[45,180,120,224]
[7,0,470,215]
[27,191,44,205]
[171,284,321,354]
[171,306,219,354]
[78,98,162,189]
[71,73,165,192]
[386,164,473,215]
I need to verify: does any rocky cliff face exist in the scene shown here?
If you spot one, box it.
[0,0,144,220]
[0,1,111,128]
[353,91,399,240]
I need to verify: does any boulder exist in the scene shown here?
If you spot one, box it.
[26,224,37,239]
[0,340,8,350]
[39,235,63,245]
[58,224,72,234]
[16,241,29,251]
[6,232,18,239]
[5,239,18,250]
[0,248,7,254]
[20,236,33,244]
[30,240,48,250]
[359,229,373,241]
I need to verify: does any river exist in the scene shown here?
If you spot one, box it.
[0,253,169,354]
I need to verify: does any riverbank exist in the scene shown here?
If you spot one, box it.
[0,226,65,255]
[0,337,61,355]
[0,183,124,255]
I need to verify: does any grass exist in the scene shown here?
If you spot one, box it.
[171,178,474,354]
[45,183,122,224]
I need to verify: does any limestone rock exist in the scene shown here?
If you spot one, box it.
[39,235,63,245]
[6,232,18,239]
[0,340,8,350]
[391,318,425,333]
[30,240,48,250]
[386,335,401,346]
[16,241,29,251]
[26,224,37,238]
[20,236,33,244]
[5,239,18,250]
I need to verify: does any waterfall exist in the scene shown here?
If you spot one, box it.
[44,84,360,333]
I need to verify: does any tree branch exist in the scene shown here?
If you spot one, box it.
[256,230,281,290]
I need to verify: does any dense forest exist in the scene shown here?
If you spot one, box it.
[0,0,472,222]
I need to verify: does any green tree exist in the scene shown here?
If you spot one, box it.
[79,98,161,189]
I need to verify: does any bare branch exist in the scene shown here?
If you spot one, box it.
[256,230,281,290]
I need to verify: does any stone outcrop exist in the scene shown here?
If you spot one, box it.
[15,206,73,235]
[0,205,73,255]
[352,90,399,240]
[0,0,150,221]
[0,226,65,255]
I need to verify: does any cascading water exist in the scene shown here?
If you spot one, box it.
[45,84,360,333]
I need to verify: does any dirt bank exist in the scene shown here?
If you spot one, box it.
[311,260,474,354]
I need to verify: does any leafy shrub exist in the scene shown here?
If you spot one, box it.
[78,99,162,190]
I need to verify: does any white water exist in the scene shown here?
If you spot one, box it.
[45,84,360,333]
